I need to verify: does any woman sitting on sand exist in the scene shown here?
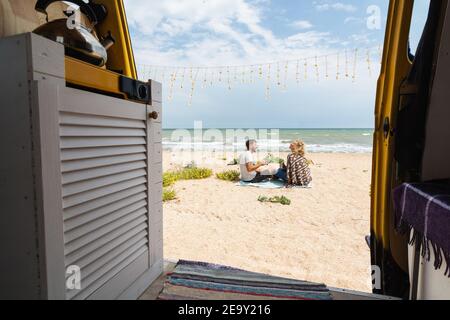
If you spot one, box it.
[276,140,312,187]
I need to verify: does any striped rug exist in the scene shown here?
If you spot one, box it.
[158,260,332,300]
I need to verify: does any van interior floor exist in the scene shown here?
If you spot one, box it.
[139,260,399,301]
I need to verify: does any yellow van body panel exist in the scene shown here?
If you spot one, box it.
[95,0,137,79]
[64,0,139,97]
[371,0,414,266]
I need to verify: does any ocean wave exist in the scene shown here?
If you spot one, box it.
[162,141,372,153]
[307,144,372,153]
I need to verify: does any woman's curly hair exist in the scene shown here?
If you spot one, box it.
[291,140,306,157]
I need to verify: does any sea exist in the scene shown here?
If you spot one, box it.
[162,128,374,154]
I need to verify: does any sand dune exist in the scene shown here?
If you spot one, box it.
[163,151,373,292]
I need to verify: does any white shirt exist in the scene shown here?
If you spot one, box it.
[239,151,257,182]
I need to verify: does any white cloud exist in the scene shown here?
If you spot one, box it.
[344,16,364,24]
[350,33,372,44]
[290,20,314,30]
[124,0,373,70]
[124,0,282,65]
[315,2,357,13]
[285,31,332,48]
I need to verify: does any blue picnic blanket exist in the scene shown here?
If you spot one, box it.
[236,180,312,189]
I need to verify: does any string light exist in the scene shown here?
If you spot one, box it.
[345,49,349,78]
[265,64,271,100]
[336,53,340,80]
[276,62,281,87]
[209,68,214,86]
[202,68,208,89]
[138,45,382,104]
[146,66,151,80]
[314,56,319,82]
[352,49,358,83]
[283,61,289,91]
[188,68,199,106]
[180,67,186,89]
[367,48,372,77]
[250,66,255,84]
[304,58,308,80]
[168,69,178,101]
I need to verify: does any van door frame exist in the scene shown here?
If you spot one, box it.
[370,0,414,298]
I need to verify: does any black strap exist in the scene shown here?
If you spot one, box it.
[35,0,107,25]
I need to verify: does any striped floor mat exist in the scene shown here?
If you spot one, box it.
[158,260,332,300]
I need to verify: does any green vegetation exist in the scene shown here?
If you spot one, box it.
[163,167,213,188]
[162,167,213,202]
[163,172,179,187]
[176,167,213,180]
[264,153,285,166]
[258,195,292,206]
[228,158,239,166]
[216,170,241,182]
[163,188,177,202]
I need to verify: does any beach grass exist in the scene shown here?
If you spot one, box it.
[163,172,179,187]
[176,167,213,180]
[163,167,213,202]
[258,195,292,206]
[163,168,213,187]
[163,188,177,202]
[216,170,241,182]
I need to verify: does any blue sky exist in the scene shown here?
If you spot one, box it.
[124,0,429,129]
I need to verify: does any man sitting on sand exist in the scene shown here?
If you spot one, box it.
[239,140,271,183]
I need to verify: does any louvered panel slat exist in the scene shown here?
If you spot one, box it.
[64,192,147,230]
[58,101,152,300]
[63,185,147,220]
[60,112,146,129]
[64,212,147,256]
[71,235,148,284]
[65,222,147,267]
[61,137,146,149]
[64,200,147,243]
[63,177,147,209]
[60,125,146,137]
[62,169,147,197]
[62,161,147,185]
[61,145,147,161]
[69,230,148,272]
[70,245,148,300]
[62,153,147,173]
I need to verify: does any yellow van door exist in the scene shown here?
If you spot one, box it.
[370,0,414,297]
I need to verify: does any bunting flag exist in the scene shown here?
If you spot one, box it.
[137,45,382,105]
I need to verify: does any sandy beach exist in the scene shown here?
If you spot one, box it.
[162,150,373,293]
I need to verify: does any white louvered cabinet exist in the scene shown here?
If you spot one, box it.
[0,33,163,300]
